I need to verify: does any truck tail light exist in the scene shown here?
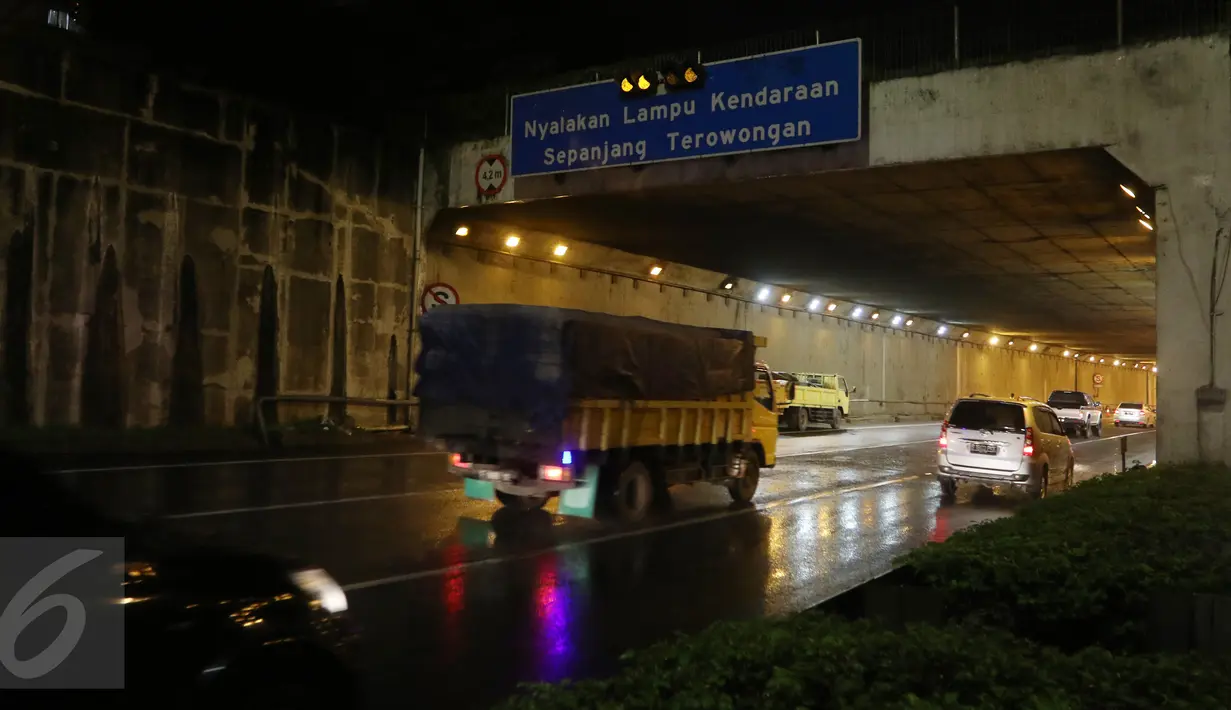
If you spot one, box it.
[1023,427,1035,457]
[540,465,571,482]
[450,453,471,469]
[938,421,948,450]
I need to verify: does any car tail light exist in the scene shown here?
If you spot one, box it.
[450,453,471,469]
[540,465,570,482]
[1023,427,1035,457]
[938,421,948,450]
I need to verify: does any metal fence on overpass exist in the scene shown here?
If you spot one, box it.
[434,0,1230,143]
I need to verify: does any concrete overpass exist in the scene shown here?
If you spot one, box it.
[425,34,1229,464]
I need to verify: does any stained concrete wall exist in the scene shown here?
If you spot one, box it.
[0,41,421,429]
[424,234,1153,419]
[868,36,1226,462]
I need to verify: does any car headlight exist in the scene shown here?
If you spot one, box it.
[291,567,348,614]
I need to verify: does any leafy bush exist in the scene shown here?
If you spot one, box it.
[498,614,1231,709]
[903,464,1231,651]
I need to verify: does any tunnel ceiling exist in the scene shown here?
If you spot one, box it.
[441,148,1156,358]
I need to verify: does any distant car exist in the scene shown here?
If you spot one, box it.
[2,451,360,709]
[1114,401,1156,428]
[937,396,1074,500]
[1046,390,1104,438]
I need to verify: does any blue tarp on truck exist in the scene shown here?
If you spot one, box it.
[414,305,756,435]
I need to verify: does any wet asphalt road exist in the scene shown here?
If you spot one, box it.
[57,422,1156,709]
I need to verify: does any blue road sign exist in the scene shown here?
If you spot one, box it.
[510,38,861,178]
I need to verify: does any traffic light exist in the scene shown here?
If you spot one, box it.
[618,69,658,99]
[662,61,706,91]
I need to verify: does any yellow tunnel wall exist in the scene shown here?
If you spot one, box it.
[423,242,1154,420]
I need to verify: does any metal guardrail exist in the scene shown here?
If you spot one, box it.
[255,395,417,447]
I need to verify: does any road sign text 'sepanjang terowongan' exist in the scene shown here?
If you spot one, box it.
[510,39,861,177]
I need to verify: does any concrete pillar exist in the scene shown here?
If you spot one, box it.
[1155,183,1231,463]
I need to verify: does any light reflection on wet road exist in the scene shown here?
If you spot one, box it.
[69,423,1155,709]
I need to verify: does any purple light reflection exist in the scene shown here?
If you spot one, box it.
[532,553,575,682]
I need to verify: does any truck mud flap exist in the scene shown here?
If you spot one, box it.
[558,465,600,519]
[464,478,497,501]
[457,516,494,548]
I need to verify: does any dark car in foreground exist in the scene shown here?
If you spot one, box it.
[0,450,359,709]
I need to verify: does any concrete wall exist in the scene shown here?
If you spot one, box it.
[868,35,1227,462]
[424,233,1153,419]
[0,41,422,429]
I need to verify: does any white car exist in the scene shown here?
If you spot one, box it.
[1046,390,1104,438]
[1114,402,1156,428]
[937,396,1074,499]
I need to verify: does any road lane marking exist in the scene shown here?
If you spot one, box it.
[778,438,939,459]
[1072,430,1153,446]
[842,421,940,430]
[340,473,925,593]
[157,430,1155,520]
[53,450,445,474]
[163,488,458,519]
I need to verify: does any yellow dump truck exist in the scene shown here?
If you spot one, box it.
[415,305,779,522]
[772,371,854,431]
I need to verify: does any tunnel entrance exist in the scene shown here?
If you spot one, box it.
[434,148,1157,361]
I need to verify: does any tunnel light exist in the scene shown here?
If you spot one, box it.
[826,302,838,312]
[649,265,663,276]
[808,298,821,311]
[1089,356,1096,362]
[905,319,914,327]
[553,244,568,256]
[1136,206,1150,219]
[1120,184,1136,198]
[1152,366,1158,373]
[891,315,903,326]
[937,325,948,335]
[870,312,880,320]
[756,287,770,302]
[1029,344,1039,352]
[1074,353,1080,359]
[852,307,864,318]
[1139,218,1154,231]
[1099,358,1105,363]
[1063,350,1070,357]
[780,293,791,303]
[961,332,970,339]
[720,277,737,290]
[454,226,469,237]
[504,234,521,248]
[1007,340,1015,346]
[989,336,1000,345]
[1113,359,1120,366]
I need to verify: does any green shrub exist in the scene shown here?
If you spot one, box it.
[903,464,1231,651]
[498,614,1231,709]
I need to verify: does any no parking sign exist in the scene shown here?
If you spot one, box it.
[420,282,460,314]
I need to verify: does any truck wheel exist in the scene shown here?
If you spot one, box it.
[495,490,549,511]
[610,461,653,523]
[785,408,805,432]
[830,408,843,430]
[1091,422,1102,438]
[727,455,760,504]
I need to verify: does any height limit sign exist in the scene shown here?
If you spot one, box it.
[475,154,508,196]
